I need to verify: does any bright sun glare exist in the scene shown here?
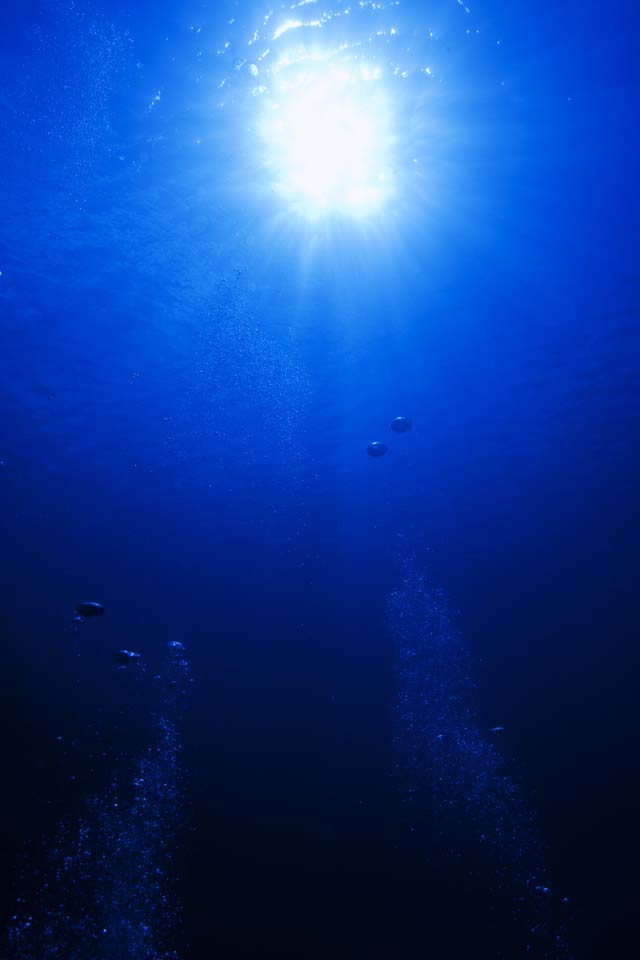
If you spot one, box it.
[260,65,395,219]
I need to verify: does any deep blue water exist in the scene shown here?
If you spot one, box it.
[1,1,639,957]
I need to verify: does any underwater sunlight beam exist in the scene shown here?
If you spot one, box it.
[260,64,395,219]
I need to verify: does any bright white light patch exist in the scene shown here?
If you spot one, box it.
[260,66,394,218]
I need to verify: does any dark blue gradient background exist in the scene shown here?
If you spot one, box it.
[1,1,638,957]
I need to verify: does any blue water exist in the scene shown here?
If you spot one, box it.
[1,1,639,957]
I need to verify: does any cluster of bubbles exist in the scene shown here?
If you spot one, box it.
[387,562,573,958]
[367,414,412,457]
[182,266,309,478]
[5,640,191,960]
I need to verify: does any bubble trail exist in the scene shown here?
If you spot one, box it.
[388,563,572,959]
[6,643,191,960]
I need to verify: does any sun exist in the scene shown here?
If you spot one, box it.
[260,63,395,219]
